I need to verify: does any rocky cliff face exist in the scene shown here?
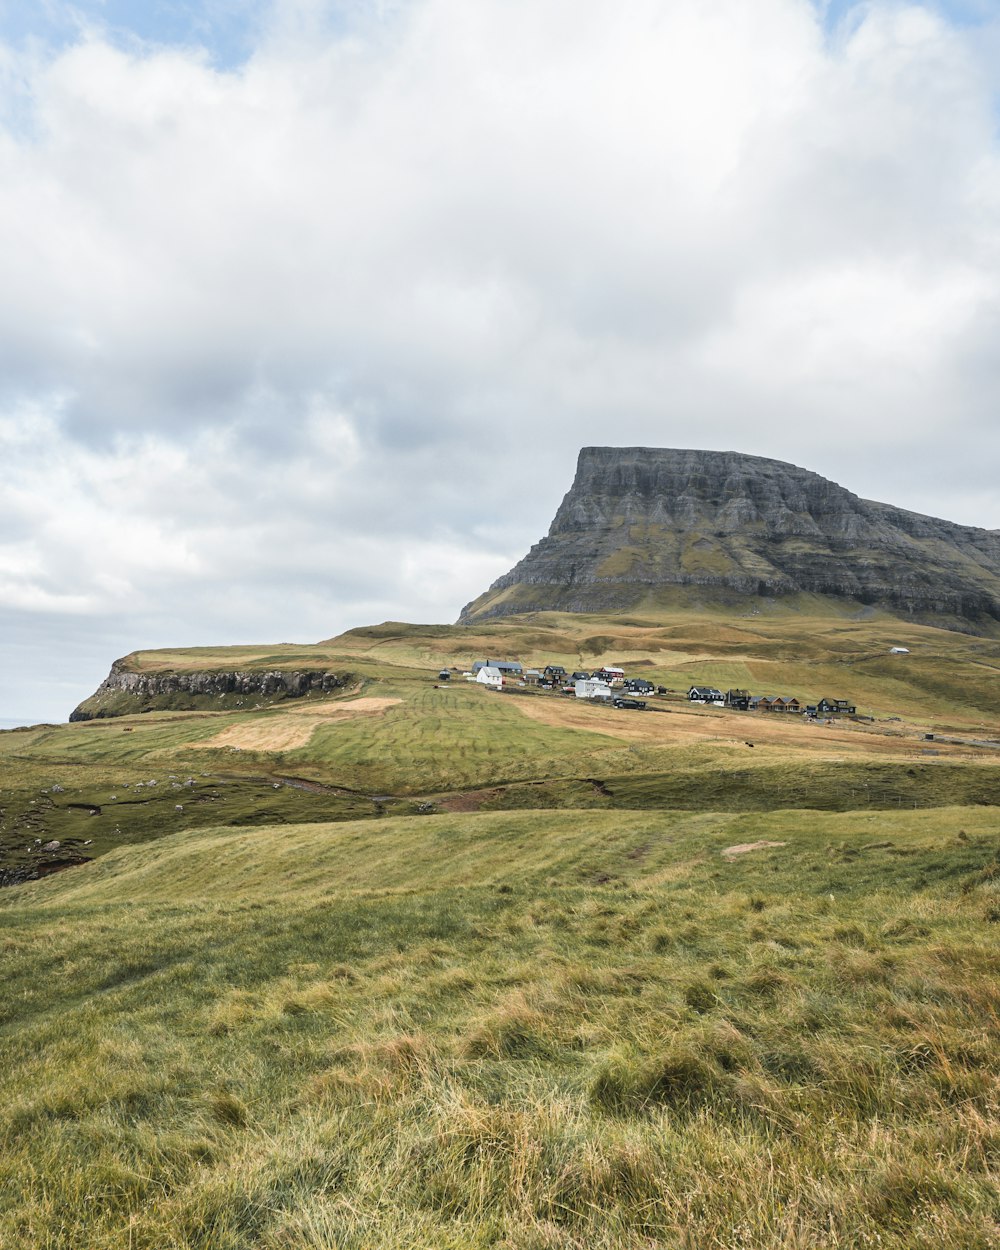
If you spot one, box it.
[459,448,1000,627]
[70,661,350,721]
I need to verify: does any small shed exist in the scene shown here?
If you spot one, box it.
[889,647,910,655]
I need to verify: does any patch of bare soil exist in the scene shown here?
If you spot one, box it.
[202,697,402,752]
[434,788,504,813]
[722,840,787,859]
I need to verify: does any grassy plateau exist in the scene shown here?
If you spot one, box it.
[1,605,998,1247]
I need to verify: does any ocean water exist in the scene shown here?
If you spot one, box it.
[0,717,56,730]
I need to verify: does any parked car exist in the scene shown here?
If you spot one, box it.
[613,697,646,710]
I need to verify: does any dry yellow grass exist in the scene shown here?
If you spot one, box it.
[201,696,402,751]
[509,693,988,761]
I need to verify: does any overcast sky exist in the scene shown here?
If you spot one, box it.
[2,0,1000,722]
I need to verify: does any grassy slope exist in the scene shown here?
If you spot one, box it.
[7,606,1000,871]
[333,608,1000,723]
[1,808,998,1249]
[107,605,1000,721]
[3,606,1000,1246]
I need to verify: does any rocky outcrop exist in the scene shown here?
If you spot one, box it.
[70,662,350,721]
[460,447,1000,627]
[0,843,92,887]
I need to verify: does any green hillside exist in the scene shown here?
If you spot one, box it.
[2,807,998,1249]
[7,607,1000,881]
[3,605,1000,1246]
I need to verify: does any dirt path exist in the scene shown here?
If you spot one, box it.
[202,697,402,751]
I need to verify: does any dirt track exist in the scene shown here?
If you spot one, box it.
[202,697,401,751]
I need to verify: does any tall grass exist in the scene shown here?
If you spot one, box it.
[1,807,997,1247]
[4,605,1000,1244]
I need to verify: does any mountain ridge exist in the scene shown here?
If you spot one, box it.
[459,447,1000,629]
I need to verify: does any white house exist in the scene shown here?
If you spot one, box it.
[575,679,612,701]
[476,666,503,689]
[889,647,910,655]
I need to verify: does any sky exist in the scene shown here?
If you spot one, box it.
[2,0,1000,723]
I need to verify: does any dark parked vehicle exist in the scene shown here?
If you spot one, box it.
[613,697,646,710]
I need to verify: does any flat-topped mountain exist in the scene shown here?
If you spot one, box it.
[459,447,1000,628]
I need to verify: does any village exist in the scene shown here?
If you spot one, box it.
[440,660,859,720]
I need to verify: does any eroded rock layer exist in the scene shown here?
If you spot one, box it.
[70,663,350,721]
[459,448,1000,627]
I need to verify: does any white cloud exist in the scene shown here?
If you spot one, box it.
[1,0,1000,718]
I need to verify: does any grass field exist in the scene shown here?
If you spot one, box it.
[82,605,1000,723]
[2,606,999,1246]
[1,807,998,1248]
